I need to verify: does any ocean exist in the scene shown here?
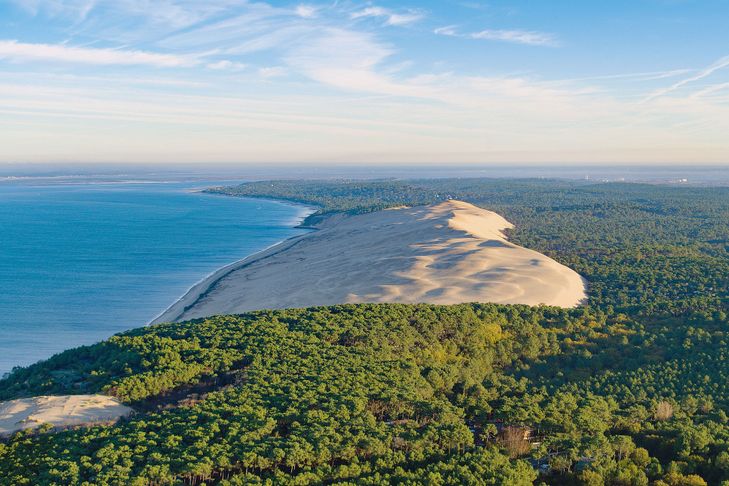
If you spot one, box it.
[0,179,311,375]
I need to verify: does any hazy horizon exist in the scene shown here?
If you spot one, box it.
[2,162,729,186]
[1,1,729,165]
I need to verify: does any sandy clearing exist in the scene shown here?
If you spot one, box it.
[154,200,587,323]
[0,394,132,436]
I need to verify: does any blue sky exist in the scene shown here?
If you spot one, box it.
[0,0,728,164]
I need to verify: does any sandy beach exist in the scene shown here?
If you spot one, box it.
[154,200,587,323]
[0,394,132,436]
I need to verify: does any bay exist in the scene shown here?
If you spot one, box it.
[0,179,311,375]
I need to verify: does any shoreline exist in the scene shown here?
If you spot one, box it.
[200,190,323,229]
[150,232,312,324]
[149,195,319,325]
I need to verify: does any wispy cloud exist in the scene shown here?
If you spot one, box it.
[559,69,691,83]
[644,54,729,102]
[691,82,729,99]
[435,25,559,46]
[157,4,296,51]
[258,66,287,78]
[471,29,559,46]
[0,40,197,67]
[284,27,400,92]
[206,59,246,71]
[15,0,276,23]
[295,4,318,19]
[12,0,97,20]
[282,25,589,114]
[3,0,729,164]
[433,25,458,37]
[350,6,423,26]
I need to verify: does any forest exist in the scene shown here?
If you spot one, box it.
[1,178,728,485]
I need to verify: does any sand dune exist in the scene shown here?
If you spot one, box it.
[0,394,132,436]
[154,200,586,323]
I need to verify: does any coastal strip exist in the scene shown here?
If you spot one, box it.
[151,232,313,324]
[149,197,317,324]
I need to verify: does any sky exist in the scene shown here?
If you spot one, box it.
[0,0,728,165]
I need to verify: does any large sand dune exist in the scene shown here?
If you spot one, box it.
[0,395,132,436]
[154,200,586,323]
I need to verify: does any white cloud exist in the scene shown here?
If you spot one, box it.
[284,27,401,92]
[295,4,318,18]
[206,60,247,71]
[433,25,458,37]
[258,66,287,78]
[470,29,558,46]
[435,25,559,46]
[0,40,197,67]
[350,6,423,26]
[283,27,582,110]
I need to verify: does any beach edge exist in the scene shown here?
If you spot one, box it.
[150,198,319,324]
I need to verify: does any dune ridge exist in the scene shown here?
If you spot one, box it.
[154,200,587,323]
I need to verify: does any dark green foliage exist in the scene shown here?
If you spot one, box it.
[1,302,728,485]
[0,304,552,484]
[206,179,442,223]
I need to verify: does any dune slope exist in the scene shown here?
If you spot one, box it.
[155,200,586,322]
[0,395,132,436]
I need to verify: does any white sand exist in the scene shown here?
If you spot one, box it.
[154,200,586,323]
[0,394,132,436]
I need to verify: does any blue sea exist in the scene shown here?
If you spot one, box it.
[0,179,311,375]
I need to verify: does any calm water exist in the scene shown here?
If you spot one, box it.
[0,180,311,375]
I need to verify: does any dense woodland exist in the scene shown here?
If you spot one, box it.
[1,178,728,485]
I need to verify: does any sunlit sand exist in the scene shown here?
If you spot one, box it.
[155,200,587,323]
[0,395,132,436]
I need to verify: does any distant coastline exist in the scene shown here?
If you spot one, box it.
[202,188,325,228]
